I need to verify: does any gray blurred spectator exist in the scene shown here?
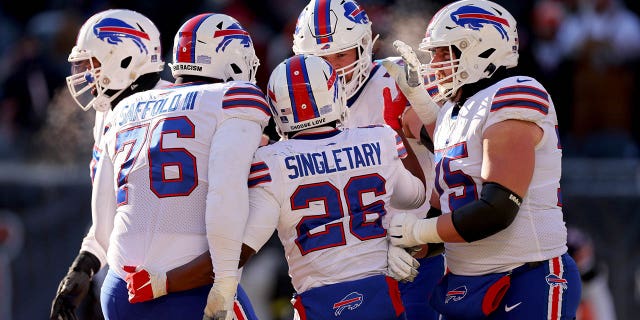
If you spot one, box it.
[556,0,640,157]
[0,210,25,320]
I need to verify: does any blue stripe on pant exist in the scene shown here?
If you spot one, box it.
[100,268,258,320]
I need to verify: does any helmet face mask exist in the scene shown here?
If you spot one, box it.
[419,0,519,102]
[292,0,375,99]
[170,13,259,83]
[66,9,164,111]
[267,55,347,138]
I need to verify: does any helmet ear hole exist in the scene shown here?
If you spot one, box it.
[121,56,132,69]
[479,48,495,59]
[230,63,242,74]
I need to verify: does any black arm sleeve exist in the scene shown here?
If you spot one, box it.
[451,182,522,242]
[70,251,101,277]
[419,126,434,153]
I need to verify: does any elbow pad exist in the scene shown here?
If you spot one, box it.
[451,182,522,242]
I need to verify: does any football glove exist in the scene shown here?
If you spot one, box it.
[123,265,168,303]
[389,213,443,248]
[382,86,408,130]
[387,245,420,283]
[203,277,238,320]
[50,251,100,320]
[382,40,439,126]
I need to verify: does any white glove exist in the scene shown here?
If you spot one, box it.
[388,213,443,247]
[387,245,420,282]
[204,277,238,320]
[382,40,439,126]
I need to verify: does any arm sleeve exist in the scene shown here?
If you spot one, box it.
[82,146,116,268]
[206,117,263,280]
[243,186,280,252]
[388,124,426,209]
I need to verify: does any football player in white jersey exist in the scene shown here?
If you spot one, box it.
[387,1,582,319]
[243,54,426,320]
[126,54,428,319]
[291,1,443,319]
[50,9,170,320]
[63,13,270,320]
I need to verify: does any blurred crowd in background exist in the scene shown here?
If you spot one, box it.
[1,0,640,163]
[0,0,639,319]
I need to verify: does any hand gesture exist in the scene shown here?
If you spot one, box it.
[382,86,408,130]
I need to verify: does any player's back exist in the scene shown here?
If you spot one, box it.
[99,80,269,279]
[250,125,420,293]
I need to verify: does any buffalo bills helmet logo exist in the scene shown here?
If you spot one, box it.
[445,286,467,303]
[213,23,252,52]
[93,18,150,54]
[450,5,510,40]
[545,274,568,290]
[343,1,369,24]
[333,292,363,316]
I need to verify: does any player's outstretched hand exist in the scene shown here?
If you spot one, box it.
[387,244,420,282]
[203,277,237,320]
[382,86,408,130]
[382,41,439,126]
[123,265,168,303]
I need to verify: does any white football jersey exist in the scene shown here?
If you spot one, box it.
[344,58,433,217]
[433,76,567,275]
[82,79,172,261]
[87,81,270,279]
[243,126,425,293]
[89,80,172,184]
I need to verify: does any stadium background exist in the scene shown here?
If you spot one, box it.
[0,0,639,319]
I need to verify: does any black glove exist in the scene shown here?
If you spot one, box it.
[50,251,101,320]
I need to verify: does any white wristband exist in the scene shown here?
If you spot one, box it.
[151,271,168,298]
[414,218,443,243]
[409,92,439,125]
